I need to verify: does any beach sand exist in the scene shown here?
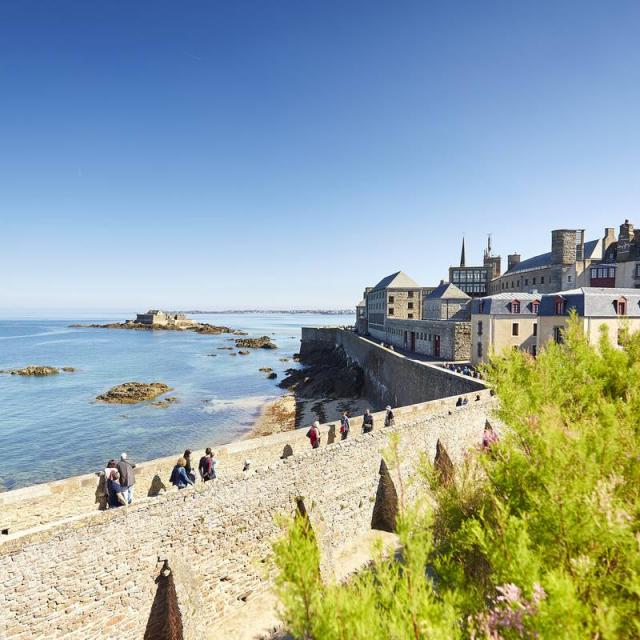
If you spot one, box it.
[249,394,369,437]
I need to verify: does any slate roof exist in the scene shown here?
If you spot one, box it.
[538,287,640,317]
[503,239,601,275]
[470,293,541,316]
[426,282,470,300]
[371,271,421,291]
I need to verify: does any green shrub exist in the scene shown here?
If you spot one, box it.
[273,314,640,639]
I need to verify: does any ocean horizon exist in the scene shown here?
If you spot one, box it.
[0,312,353,491]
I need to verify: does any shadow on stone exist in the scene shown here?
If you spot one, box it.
[327,423,336,445]
[144,560,184,640]
[148,474,167,497]
[281,444,294,459]
[371,459,398,533]
[434,439,454,487]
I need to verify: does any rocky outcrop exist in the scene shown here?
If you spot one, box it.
[434,439,455,486]
[278,346,364,399]
[235,336,277,349]
[1,365,68,376]
[71,321,242,335]
[151,397,178,408]
[267,372,277,379]
[97,382,172,404]
[237,350,250,356]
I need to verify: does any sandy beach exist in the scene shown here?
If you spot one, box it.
[249,393,369,438]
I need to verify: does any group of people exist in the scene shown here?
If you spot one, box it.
[99,453,136,509]
[306,406,396,449]
[444,363,482,379]
[169,448,219,489]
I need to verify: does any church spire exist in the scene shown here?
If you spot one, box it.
[460,237,466,267]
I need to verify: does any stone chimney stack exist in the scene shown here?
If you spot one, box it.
[602,227,616,252]
[507,254,521,271]
[551,229,577,265]
[619,219,634,240]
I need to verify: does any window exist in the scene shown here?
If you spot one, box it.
[408,313,413,319]
[512,323,519,336]
[477,320,483,336]
[610,267,616,278]
[408,302,413,310]
[388,296,394,304]
[614,297,627,316]
[511,300,521,314]
[408,291,414,298]
[388,308,394,315]
[479,301,485,314]
[554,298,566,315]
[533,277,536,285]
[533,322,538,336]
[525,279,529,286]
[541,276,545,284]
[531,301,540,314]
[635,264,640,278]
[477,342,483,358]
[553,326,564,344]
[511,281,515,288]
[567,275,572,282]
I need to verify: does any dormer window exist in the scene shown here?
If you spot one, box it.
[478,300,485,314]
[531,300,540,314]
[613,297,627,316]
[511,300,521,314]
[554,297,566,315]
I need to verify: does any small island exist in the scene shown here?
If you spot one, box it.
[0,365,75,376]
[235,335,278,349]
[96,382,172,404]
[71,310,244,335]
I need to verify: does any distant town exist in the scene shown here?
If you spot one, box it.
[179,309,355,315]
[355,219,640,365]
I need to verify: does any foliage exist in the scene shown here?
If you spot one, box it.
[273,314,640,639]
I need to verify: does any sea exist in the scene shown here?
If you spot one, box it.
[0,313,353,490]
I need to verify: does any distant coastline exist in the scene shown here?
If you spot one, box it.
[180,309,355,315]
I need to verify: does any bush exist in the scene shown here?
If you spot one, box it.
[273,314,640,639]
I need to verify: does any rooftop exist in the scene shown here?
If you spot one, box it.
[371,271,421,291]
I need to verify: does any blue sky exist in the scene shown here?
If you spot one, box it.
[1,1,639,311]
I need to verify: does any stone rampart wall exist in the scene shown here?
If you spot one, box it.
[0,390,491,535]
[0,399,495,640]
[301,327,484,407]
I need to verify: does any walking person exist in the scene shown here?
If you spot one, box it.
[116,452,136,504]
[307,421,321,449]
[170,457,194,489]
[339,411,350,440]
[183,449,196,483]
[384,406,395,427]
[106,470,127,508]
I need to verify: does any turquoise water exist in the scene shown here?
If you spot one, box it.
[0,313,352,490]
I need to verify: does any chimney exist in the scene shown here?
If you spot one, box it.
[507,254,521,270]
[619,219,634,240]
[602,227,616,252]
[551,229,577,265]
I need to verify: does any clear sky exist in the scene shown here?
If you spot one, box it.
[1,1,639,312]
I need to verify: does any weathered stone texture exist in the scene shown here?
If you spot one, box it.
[0,400,495,639]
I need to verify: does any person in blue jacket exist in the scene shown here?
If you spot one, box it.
[170,457,194,489]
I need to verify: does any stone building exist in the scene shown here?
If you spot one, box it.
[470,293,541,365]
[365,271,426,340]
[537,287,640,348]
[423,281,470,321]
[135,310,195,327]
[488,228,607,295]
[470,286,640,364]
[449,236,502,298]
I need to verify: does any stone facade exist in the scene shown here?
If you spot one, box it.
[0,397,495,640]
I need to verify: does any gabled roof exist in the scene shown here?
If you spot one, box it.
[426,282,470,300]
[371,271,421,291]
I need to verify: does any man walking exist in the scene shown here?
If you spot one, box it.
[116,452,136,504]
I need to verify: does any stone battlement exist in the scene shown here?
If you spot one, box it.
[0,395,496,640]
